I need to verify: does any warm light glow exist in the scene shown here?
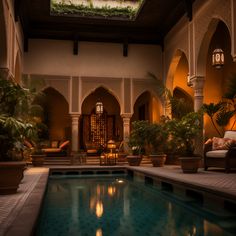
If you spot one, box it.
[116,179,124,183]
[212,48,224,68]
[96,228,103,236]
[96,201,104,218]
[108,186,116,196]
[96,101,103,114]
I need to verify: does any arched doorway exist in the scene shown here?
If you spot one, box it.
[81,87,122,149]
[42,87,70,141]
[203,20,235,137]
[166,50,194,118]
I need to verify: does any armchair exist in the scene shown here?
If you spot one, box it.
[204,131,236,173]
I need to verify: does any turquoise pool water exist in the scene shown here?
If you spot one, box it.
[36,175,235,236]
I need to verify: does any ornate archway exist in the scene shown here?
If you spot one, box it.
[81,87,122,149]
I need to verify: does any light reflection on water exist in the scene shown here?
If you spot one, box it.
[36,176,235,236]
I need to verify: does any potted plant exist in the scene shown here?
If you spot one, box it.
[146,122,169,167]
[166,112,202,173]
[0,77,39,194]
[127,120,148,166]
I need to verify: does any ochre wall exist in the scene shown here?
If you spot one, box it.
[23,40,162,79]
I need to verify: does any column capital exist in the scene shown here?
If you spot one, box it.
[121,113,133,119]
[70,113,81,119]
[190,75,205,90]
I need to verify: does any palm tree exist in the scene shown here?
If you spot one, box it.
[203,74,236,136]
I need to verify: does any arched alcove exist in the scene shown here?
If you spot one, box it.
[172,87,194,119]
[42,87,70,141]
[131,91,161,124]
[203,20,235,137]
[81,87,122,149]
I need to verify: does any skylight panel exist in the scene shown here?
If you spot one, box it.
[50,0,144,20]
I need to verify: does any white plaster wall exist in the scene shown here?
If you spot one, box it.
[23,39,162,79]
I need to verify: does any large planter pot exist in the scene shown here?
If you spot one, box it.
[126,155,142,166]
[179,157,201,173]
[31,154,45,167]
[0,162,26,195]
[150,154,167,167]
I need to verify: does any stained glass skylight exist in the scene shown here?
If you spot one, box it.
[50,0,144,20]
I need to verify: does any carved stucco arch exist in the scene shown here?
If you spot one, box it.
[196,17,231,76]
[81,85,122,114]
[132,88,162,115]
[165,49,188,93]
[42,86,69,105]
[0,0,8,69]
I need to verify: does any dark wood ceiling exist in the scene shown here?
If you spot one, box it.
[17,0,195,50]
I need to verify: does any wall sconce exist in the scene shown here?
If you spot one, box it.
[212,48,224,69]
[96,101,103,115]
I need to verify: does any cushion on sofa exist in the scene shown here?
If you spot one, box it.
[42,148,62,153]
[51,140,59,148]
[59,140,70,149]
[224,130,236,139]
[206,150,228,158]
[212,137,236,150]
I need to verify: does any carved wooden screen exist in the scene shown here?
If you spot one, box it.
[90,112,107,147]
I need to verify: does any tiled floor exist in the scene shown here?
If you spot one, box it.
[0,165,235,236]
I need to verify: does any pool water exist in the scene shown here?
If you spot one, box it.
[36,175,235,236]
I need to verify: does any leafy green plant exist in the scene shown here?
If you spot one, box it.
[50,0,138,19]
[165,112,202,156]
[128,120,149,155]
[0,78,38,161]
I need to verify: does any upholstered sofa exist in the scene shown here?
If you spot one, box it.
[204,131,236,172]
[42,140,70,157]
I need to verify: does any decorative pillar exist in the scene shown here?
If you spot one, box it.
[71,114,80,153]
[121,114,132,152]
[190,76,205,156]
[191,76,205,112]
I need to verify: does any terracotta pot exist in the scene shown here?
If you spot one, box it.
[179,157,201,173]
[126,155,142,166]
[150,154,167,167]
[0,162,26,195]
[31,154,45,167]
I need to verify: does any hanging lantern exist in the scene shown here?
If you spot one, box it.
[96,101,103,115]
[212,48,224,69]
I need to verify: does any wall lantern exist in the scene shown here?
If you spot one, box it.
[212,48,224,69]
[96,101,103,115]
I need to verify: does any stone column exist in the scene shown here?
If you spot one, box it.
[121,114,132,152]
[190,76,205,156]
[71,114,80,153]
[191,76,205,112]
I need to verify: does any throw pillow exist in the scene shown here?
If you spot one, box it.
[212,137,236,150]
[59,140,70,149]
[51,141,59,148]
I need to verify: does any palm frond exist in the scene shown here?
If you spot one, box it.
[202,102,224,117]
[224,73,236,100]
[216,110,235,127]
